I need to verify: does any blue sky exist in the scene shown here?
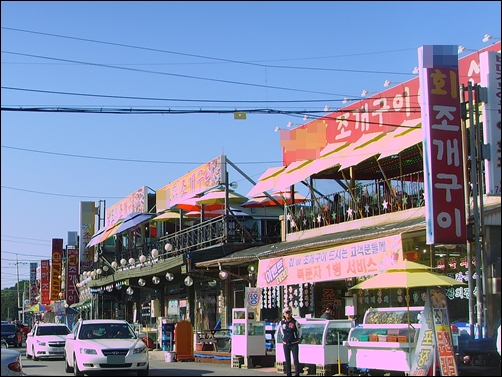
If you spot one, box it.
[1,1,500,288]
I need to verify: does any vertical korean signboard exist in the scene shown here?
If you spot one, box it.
[418,45,466,245]
[66,248,79,306]
[29,262,38,304]
[430,288,457,375]
[480,51,501,196]
[80,201,96,273]
[40,260,51,305]
[51,238,63,301]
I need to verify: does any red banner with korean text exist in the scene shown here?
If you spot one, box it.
[257,234,402,288]
[50,238,63,301]
[418,45,466,245]
[65,248,79,306]
[40,259,50,304]
[280,42,500,166]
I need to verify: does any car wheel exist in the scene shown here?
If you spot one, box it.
[65,353,74,373]
[33,347,40,361]
[137,365,149,376]
[73,354,84,376]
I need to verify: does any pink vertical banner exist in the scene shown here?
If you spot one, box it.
[418,45,466,245]
[40,260,51,305]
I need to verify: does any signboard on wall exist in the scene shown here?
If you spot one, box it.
[105,186,148,227]
[156,155,225,212]
[257,234,403,288]
[280,42,500,166]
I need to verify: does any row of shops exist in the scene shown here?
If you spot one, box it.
[67,43,501,353]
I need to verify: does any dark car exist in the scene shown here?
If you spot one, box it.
[0,324,19,348]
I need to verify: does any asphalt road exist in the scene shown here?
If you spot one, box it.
[14,347,280,376]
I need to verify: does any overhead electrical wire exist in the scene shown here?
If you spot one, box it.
[1,26,416,75]
[1,50,359,97]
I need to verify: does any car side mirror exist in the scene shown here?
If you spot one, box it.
[66,333,75,340]
[136,332,145,338]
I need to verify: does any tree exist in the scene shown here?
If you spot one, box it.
[1,280,30,321]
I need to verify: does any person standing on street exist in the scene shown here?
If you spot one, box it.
[320,303,336,320]
[278,307,302,377]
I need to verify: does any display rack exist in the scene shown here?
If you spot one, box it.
[230,308,266,368]
[343,306,423,373]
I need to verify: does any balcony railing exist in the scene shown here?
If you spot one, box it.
[285,171,425,234]
[109,171,426,264]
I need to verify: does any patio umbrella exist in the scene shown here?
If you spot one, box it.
[25,303,52,313]
[350,259,466,327]
[195,189,248,206]
[185,207,250,218]
[241,191,307,208]
[151,210,186,222]
[175,196,224,212]
[114,213,154,234]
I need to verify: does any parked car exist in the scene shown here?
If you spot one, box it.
[1,324,19,348]
[1,339,8,349]
[26,322,71,361]
[64,319,149,376]
[1,348,26,376]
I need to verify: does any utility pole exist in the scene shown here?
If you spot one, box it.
[10,254,28,322]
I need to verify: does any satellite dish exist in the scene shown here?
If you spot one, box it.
[229,181,238,189]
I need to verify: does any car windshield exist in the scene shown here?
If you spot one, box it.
[79,324,135,339]
[36,326,70,336]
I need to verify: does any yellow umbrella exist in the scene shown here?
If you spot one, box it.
[195,189,248,206]
[350,259,465,341]
[350,260,465,291]
[151,211,185,222]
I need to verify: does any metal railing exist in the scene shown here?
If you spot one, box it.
[285,171,425,234]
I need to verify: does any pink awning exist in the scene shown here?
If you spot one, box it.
[247,166,287,197]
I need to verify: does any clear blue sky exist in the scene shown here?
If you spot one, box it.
[1,1,500,288]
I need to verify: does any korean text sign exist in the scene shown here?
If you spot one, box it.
[418,45,466,245]
[257,234,402,288]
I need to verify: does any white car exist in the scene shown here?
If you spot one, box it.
[26,322,71,361]
[64,319,149,376]
[1,348,26,376]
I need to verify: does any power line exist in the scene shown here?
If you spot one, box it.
[0,145,283,165]
[1,26,416,75]
[0,185,123,199]
[0,86,353,104]
[1,50,353,97]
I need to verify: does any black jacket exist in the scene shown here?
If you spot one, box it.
[279,317,302,345]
